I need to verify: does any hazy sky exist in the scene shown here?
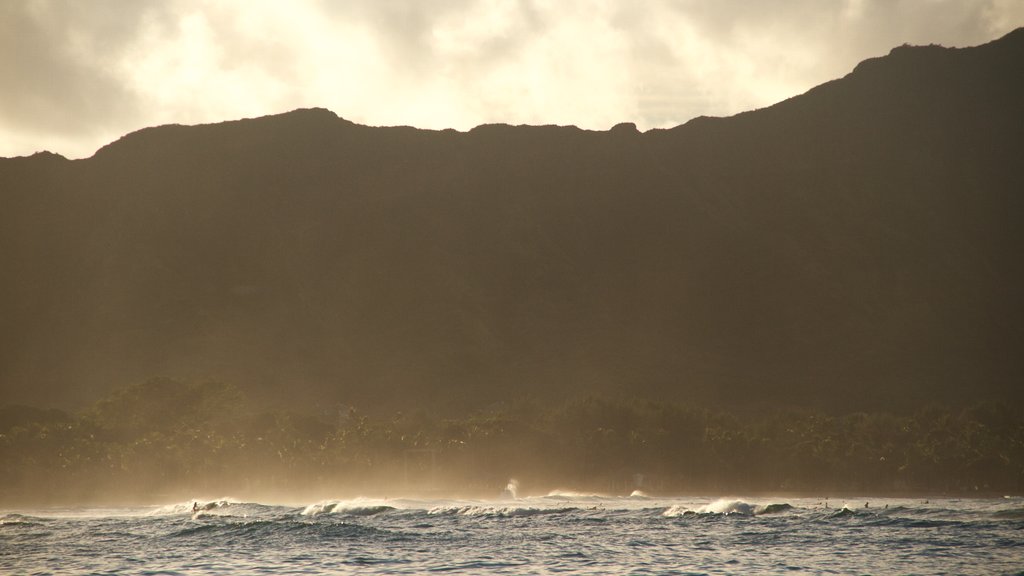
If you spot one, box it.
[3,0,1022,158]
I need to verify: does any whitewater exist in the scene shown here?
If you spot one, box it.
[3,493,1022,574]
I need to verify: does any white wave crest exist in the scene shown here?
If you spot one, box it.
[148,498,240,516]
[662,504,694,517]
[301,498,394,516]
[703,499,756,515]
[428,505,574,518]
[663,499,793,517]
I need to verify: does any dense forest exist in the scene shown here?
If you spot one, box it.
[2,378,1021,506]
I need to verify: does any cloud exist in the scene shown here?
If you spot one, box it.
[1,0,1021,158]
[0,1,153,155]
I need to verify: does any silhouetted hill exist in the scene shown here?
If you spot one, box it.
[2,30,1022,412]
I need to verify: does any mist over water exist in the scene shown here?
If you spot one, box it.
[4,494,1022,574]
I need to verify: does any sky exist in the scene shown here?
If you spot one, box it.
[2,0,1023,159]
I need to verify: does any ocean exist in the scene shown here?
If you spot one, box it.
[3,493,1022,574]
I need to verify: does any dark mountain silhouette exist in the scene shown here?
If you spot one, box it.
[2,29,1022,412]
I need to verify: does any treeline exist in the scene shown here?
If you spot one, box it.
[1,378,1021,505]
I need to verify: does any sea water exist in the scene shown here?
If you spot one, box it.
[3,494,1022,574]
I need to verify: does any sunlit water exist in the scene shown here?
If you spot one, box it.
[3,494,1022,574]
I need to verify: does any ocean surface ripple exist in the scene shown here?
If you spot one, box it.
[3,495,1022,574]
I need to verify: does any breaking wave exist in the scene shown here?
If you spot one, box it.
[148,498,278,518]
[663,499,794,517]
[302,499,395,517]
[428,505,577,518]
[0,513,45,526]
[7,494,1020,575]
[149,498,241,516]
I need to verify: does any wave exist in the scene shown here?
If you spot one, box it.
[301,499,395,517]
[429,560,531,572]
[428,505,577,518]
[828,502,903,518]
[166,519,406,541]
[661,505,693,517]
[829,507,858,518]
[760,503,794,514]
[663,499,794,517]
[0,513,46,526]
[992,508,1024,520]
[863,515,966,528]
[149,498,272,517]
[817,505,895,520]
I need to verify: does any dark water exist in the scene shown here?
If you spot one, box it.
[3,494,1023,574]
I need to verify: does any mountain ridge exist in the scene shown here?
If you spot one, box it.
[7,27,1023,163]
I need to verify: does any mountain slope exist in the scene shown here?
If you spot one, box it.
[2,30,1022,411]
